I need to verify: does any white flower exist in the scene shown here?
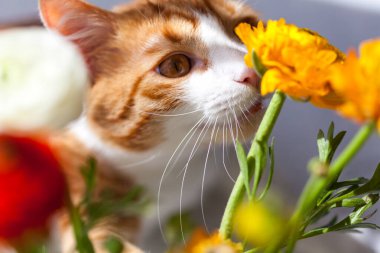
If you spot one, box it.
[0,27,89,131]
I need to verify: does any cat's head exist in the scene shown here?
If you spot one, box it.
[40,0,263,151]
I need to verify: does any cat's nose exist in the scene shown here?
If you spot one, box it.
[234,68,261,88]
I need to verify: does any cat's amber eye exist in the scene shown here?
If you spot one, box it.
[158,54,192,78]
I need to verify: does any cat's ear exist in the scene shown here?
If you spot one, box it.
[39,0,116,80]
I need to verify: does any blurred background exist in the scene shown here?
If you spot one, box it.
[1,0,380,252]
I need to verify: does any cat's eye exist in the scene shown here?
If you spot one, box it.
[158,54,192,78]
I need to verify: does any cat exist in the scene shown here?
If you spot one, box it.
[39,0,263,252]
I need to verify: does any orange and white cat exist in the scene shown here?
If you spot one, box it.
[39,0,263,252]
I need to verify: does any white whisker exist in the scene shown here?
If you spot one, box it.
[143,109,202,117]
[201,117,218,234]
[120,154,159,168]
[179,117,212,244]
[239,105,255,128]
[157,116,206,243]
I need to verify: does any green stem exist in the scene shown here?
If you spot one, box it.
[285,121,375,253]
[219,91,286,239]
[248,91,286,157]
[66,191,95,253]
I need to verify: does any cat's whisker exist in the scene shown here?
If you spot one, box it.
[234,108,247,142]
[120,154,159,168]
[157,116,206,243]
[212,124,221,166]
[227,115,239,161]
[232,107,245,141]
[226,98,240,139]
[239,105,255,128]
[142,109,202,117]
[177,117,212,177]
[167,122,204,176]
[179,117,212,244]
[201,116,218,234]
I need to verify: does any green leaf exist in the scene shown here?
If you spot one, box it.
[328,131,346,163]
[316,122,346,164]
[330,177,369,190]
[317,129,328,162]
[80,157,97,205]
[259,139,275,200]
[334,223,380,231]
[250,139,268,199]
[302,223,380,239]
[332,164,380,202]
[104,236,124,253]
[236,141,251,198]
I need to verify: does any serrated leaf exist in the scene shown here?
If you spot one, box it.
[236,141,251,198]
[259,138,275,200]
[327,122,335,141]
[328,131,346,163]
[339,164,380,198]
[316,122,346,164]
[252,141,267,198]
[335,223,380,231]
[330,177,369,190]
[303,223,380,239]
[317,129,329,163]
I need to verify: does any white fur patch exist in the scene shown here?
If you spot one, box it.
[183,15,261,122]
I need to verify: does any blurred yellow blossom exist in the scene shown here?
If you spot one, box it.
[185,229,242,253]
[235,19,344,108]
[329,39,380,130]
[233,202,285,247]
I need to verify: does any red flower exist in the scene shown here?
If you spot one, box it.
[0,134,66,239]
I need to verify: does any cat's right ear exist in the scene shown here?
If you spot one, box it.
[39,0,116,80]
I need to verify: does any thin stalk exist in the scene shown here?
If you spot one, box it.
[220,91,286,239]
[66,191,95,253]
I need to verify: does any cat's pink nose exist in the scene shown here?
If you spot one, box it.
[235,68,260,88]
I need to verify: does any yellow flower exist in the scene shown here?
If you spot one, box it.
[329,39,380,130]
[233,202,285,247]
[235,19,344,108]
[185,229,242,253]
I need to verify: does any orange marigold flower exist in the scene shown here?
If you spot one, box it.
[329,39,380,130]
[185,228,242,253]
[235,19,344,108]
[0,134,66,239]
